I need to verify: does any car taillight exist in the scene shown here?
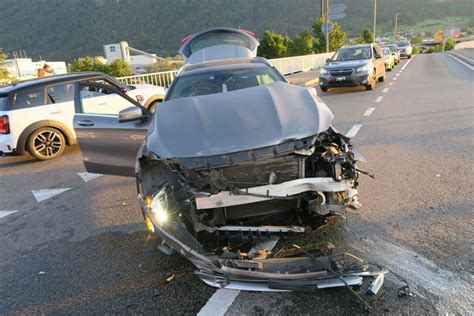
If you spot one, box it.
[0,115,10,134]
[241,29,256,38]
[180,34,194,46]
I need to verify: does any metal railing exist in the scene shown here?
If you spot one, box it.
[117,70,178,87]
[116,52,335,87]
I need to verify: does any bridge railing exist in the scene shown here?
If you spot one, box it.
[116,52,334,87]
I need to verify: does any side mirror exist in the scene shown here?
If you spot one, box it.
[118,106,145,123]
[375,54,382,59]
[325,58,331,63]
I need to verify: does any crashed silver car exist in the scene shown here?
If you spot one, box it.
[72,28,386,292]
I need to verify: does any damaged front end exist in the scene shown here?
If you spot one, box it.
[136,126,384,292]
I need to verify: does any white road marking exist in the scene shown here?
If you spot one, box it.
[393,77,398,80]
[345,124,362,138]
[197,289,240,316]
[32,188,71,203]
[382,88,389,93]
[444,52,474,71]
[198,238,280,316]
[396,73,400,77]
[77,172,103,183]
[0,210,17,219]
[388,82,394,86]
[375,96,384,103]
[353,236,473,314]
[400,56,414,71]
[363,107,376,116]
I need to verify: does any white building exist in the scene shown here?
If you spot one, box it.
[1,58,67,79]
[103,41,160,74]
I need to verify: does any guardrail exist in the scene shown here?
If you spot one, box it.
[116,52,334,87]
[117,70,178,87]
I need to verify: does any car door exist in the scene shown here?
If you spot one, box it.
[73,81,151,177]
[373,45,384,77]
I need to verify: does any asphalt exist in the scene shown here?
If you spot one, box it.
[1,53,473,315]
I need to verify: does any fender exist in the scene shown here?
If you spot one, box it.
[16,120,76,155]
[143,94,165,110]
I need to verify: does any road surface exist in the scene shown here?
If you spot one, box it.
[1,53,473,314]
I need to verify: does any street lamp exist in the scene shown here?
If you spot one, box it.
[393,13,399,41]
[373,0,377,41]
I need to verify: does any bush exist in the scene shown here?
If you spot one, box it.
[412,46,420,54]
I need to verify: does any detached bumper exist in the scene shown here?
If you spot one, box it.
[319,74,369,88]
[138,192,386,293]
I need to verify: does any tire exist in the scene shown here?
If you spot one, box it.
[407,55,412,59]
[27,127,66,160]
[378,72,386,82]
[365,73,376,90]
[321,86,328,92]
[147,100,161,114]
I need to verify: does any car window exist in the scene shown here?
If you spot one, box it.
[13,87,46,109]
[167,67,283,100]
[79,85,134,116]
[0,96,9,111]
[382,48,391,55]
[397,41,408,47]
[47,83,75,103]
[332,46,371,61]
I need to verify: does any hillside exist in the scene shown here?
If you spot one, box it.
[0,0,472,61]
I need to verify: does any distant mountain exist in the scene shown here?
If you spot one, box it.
[0,0,471,61]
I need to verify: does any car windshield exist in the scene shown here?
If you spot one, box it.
[167,66,283,100]
[397,41,409,47]
[382,48,391,55]
[0,97,8,111]
[332,46,372,61]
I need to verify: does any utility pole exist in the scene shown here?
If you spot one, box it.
[326,0,329,53]
[393,13,398,42]
[321,0,325,19]
[373,0,377,42]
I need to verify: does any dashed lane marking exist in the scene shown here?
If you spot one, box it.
[375,96,383,103]
[396,73,400,77]
[382,88,389,93]
[198,238,280,316]
[346,124,362,138]
[0,210,17,219]
[389,82,394,86]
[32,188,71,203]
[363,107,376,116]
[77,172,103,183]
[393,77,398,80]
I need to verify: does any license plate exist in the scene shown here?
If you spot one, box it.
[336,77,346,81]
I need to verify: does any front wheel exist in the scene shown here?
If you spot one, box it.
[378,73,386,82]
[147,100,162,114]
[365,73,376,90]
[27,127,66,160]
[321,86,329,92]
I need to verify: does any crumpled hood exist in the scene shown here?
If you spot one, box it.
[147,81,334,158]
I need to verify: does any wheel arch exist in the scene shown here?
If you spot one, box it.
[17,120,76,155]
[144,94,165,110]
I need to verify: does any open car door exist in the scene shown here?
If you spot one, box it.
[179,28,259,64]
[73,81,151,177]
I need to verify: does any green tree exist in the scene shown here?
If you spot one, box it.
[70,56,106,73]
[444,38,456,51]
[288,30,314,56]
[0,52,10,82]
[258,30,290,59]
[144,58,183,73]
[106,59,132,77]
[356,28,374,44]
[312,18,346,53]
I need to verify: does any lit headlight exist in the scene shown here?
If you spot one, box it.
[149,192,168,224]
[356,64,371,73]
[320,67,328,75]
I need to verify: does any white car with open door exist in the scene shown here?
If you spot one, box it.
[72,28,384,294]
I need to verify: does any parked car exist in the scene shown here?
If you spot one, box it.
[396,40,413,58]
[0,73,165,160]
[382,47,395,71]
[319,43,386,92]
[382,44,400,65]
[71,28,385,291]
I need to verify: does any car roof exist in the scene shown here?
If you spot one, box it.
[342,44,373,49]
[0,72,109,94]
